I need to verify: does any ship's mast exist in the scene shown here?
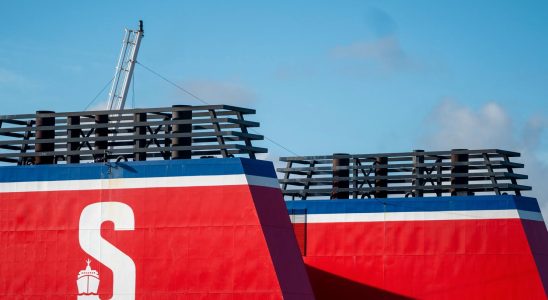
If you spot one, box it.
[106,20,144,111]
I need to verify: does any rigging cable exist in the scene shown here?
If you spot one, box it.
[135,61,300,156]
[136,61,208,105]
[84,77,114,111]
[258,134,299,156]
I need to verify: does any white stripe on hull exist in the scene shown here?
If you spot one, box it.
[289,209,544,223]
[0,174,279,193]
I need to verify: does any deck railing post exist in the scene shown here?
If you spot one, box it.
[451,149,470,196]
[413,149,425,197]
[331,154,349,199]
[94,114,109,162]
[35,110,55,165]
[171,105,192,159]
[133,112,147,161]
[163,115,172,160]
[67,115,80,164]
[374,156,388,198]
[352,158,359,199]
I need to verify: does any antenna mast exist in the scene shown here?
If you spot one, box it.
[106,20,144,111]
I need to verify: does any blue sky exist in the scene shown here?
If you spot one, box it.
[0,1,547,202]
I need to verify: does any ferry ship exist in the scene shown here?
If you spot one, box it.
[0,105,545,299]
[0,21,546,300]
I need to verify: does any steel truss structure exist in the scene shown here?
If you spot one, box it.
[278,149,530,199]
[0,105,265,165]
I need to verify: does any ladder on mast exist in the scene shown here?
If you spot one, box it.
[106,20,144,111]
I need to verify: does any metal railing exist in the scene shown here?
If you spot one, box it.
[278,149,530,199]
[0,105,266,165]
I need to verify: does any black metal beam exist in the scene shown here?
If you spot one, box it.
[278,149,530,199]
[0,105,265,164]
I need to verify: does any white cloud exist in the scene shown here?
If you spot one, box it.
[419,100,513,149]
[177,80,257,106]
[330,7,422,74]
[332,37,415,71]
[523,116,546,150]
[418,100,548,225]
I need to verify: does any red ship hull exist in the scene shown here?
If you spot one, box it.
[1,157,547,299]
[287,196,548,299]
[0,158,314,299]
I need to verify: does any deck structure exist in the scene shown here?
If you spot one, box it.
[0,105,265,165]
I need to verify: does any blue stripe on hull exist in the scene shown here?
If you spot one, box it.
[0,158,276,182]
[285,195,541,214]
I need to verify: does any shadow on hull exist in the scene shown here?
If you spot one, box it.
[306,265,413,300]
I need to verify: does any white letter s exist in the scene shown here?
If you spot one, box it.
[79,202,135,300]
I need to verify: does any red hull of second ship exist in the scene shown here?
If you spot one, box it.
[287,196,548,299]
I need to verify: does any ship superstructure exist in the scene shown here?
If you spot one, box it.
[0,106,545,299]
[0,105,313,299]
[279,151,547,299]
